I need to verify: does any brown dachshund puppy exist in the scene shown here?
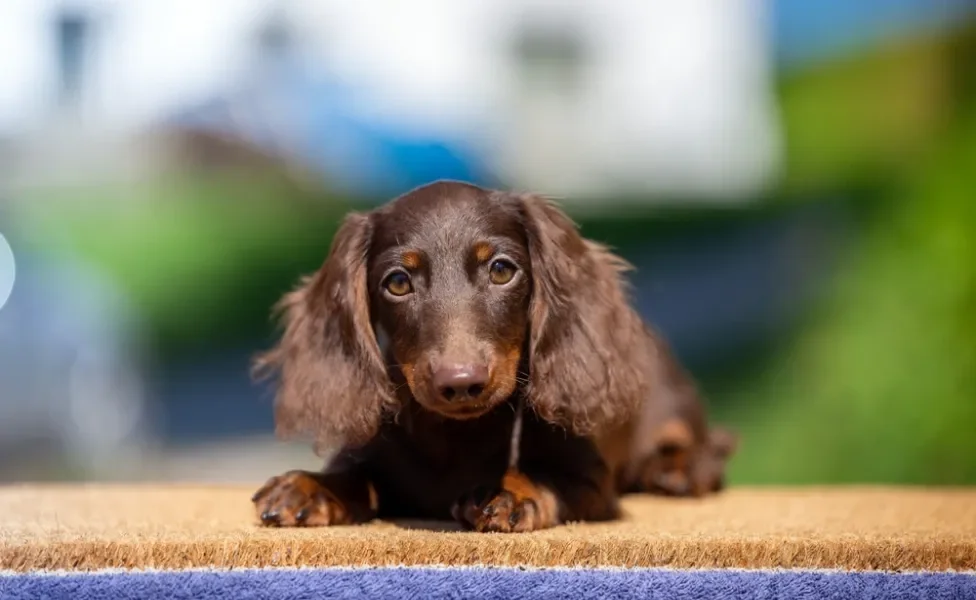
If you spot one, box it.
[252,181,736,532]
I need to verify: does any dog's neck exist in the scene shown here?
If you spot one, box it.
[386,396,517,466]
[375,323,529,467]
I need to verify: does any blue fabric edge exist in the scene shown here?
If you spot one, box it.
[2,566,975,600]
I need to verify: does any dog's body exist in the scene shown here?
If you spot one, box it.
[252,181,736,532]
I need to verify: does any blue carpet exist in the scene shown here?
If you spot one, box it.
[2,567,975,600]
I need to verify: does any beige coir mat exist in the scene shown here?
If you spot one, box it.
[0,485,973,573]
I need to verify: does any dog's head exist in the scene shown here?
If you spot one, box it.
[255,181,651,451]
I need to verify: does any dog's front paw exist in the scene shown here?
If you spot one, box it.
[251,470,348,527]
[451,471,558,533]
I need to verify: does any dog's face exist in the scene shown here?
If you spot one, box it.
[368,186,531,419]
[256,180,652,450]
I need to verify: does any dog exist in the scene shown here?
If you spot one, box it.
[251,180,737,532]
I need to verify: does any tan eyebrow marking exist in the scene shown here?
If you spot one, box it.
[473,241,494,263]
[401,251,422,270]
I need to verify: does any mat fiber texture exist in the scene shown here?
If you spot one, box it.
[1,485,973,573]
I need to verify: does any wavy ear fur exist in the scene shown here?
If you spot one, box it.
[516,193,651,434]
[253,213,395,453]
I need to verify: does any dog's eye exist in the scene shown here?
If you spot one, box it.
[383,271,413,297]
[488,259,517,285]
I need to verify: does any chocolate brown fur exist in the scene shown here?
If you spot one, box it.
[253,180,736,531]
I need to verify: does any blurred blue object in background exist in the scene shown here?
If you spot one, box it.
[167,59,492,200]
[0,224,155,481]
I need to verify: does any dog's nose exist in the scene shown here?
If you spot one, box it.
[432,363,489,402]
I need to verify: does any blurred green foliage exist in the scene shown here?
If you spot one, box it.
[777,30,952,192]
[716,107,976,485]
[713,26,976,485]
[21,172,352,354]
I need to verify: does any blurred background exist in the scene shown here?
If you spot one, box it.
[0,0,974,485]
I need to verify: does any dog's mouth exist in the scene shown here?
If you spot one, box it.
[405,374,516,421]
[414,383,510,420]
[432,402,495,420]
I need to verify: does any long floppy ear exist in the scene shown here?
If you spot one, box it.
[253,213,395,453]
[517,194,651,434]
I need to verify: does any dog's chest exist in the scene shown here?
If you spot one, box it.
[367,412,514,518]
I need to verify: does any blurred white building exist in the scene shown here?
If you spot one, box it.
[0,0,781,202]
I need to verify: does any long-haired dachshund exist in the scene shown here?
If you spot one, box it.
[252,181,736,532]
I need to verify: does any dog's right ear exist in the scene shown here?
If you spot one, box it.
[253,213,395,453]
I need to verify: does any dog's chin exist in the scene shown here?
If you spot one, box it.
[413,388,511,421]
[431,403,494,420]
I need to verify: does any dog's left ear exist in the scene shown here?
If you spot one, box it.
[514,193,651,434]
